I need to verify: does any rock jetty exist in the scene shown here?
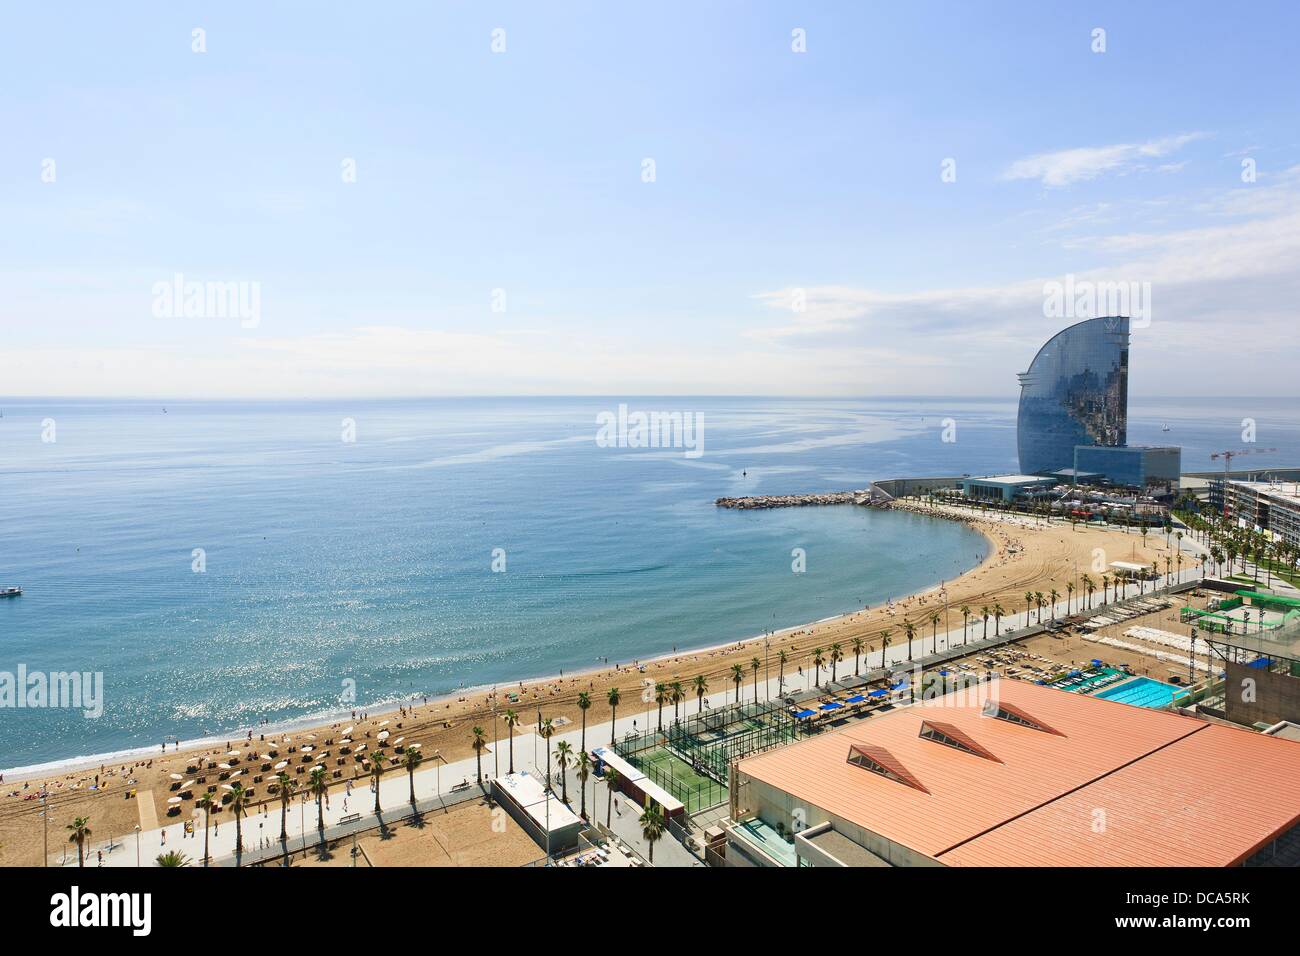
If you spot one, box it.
[715,490,878,510]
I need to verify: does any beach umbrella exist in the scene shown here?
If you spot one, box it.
[218,763,232,770]
[228,769,242,778]
[169,773,183,780]
[407,743,421,750]
[342,725,354,735]
[273,761,288,770]
[301,745,314,753]
[227,750,241,757]
[179,780,195,790]
[339,738,352,744]
[378,719,389,726]
[355,744,367,752]
[377,731,390,741]
[393,737,404,746]
[311,764,324,771]
[167,796,182,804]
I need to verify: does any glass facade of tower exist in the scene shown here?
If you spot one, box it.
[1017,316,1129,476]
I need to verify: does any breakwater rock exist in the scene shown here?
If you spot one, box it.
[715,490,879,510]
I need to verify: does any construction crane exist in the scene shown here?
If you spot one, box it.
[1209,447,1278,517]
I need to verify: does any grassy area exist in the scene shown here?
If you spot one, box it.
[640,749,727,813]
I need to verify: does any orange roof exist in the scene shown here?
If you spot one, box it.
[940,722,1300,867]
[737,679,1300,866]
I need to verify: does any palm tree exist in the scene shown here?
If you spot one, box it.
[403,747,423,805]
[228,782,249,856]
[777,651,788,692]
[1083,574,1094,609]
[1049,589,1059,620]
[66,817,91,868]
[904,622,915,661]
[607,687,621,744]
[1034,591,1045,622]
[929,612,940,652]
[730,663,744,703]
[852,637,864,676]
[503,709,520,774]
[880,629,891,666]
[539,718,555,791]
[960,605,971,644]
[692,674,708,715]
[1065,582,1074,615]
[640,800,666,864]
[811,649,824,687]
[196,793,213,867]
[980,606,990,639]
[993,604,1004,636]
[575,750,592,820]
[471,725,487,785]
[829,644,842,684]
[309,766,329,837]
[670,681,684,722]
[605,767,619,826]
[654,682,667,731]
[277,772,296,841]
[576,692,591,752]
[554,740,573,803]
[156,850,190,867]
[1024,590,1035,624]
[751,656,762,702]
[369,752,385,815]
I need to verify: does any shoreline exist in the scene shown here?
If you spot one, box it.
[1,504,995,782]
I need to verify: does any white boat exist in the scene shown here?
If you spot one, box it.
[0,586,21,598]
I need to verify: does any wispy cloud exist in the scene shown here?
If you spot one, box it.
[1003,133,1204,187]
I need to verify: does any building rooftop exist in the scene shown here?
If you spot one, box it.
[966,475,1055,485]
[737,680,1300,867]
[1227,479,1300,505]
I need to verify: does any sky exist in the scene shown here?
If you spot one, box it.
[2,1,1298,399]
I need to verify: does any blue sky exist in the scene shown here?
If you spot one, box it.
[3,1,1298,397]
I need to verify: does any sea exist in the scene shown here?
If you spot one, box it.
[1,395,1297,772]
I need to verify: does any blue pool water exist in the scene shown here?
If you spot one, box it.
[1093,676,1187,709]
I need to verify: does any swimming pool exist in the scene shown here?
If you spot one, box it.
[1093,676,1187,709]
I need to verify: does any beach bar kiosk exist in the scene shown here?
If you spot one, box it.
[590,746,685,820]
[491,770,584,855]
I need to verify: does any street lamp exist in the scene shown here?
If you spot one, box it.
[134,825,141,867]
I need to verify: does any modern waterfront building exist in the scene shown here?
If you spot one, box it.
[959,474,1058,502]
[1217,479,1300,550]
[1017,316,1129,477]
[1014,315,1180,490]
[1072,445,1182,492]
[724,679,1300,867]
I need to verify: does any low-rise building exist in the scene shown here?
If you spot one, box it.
[724,679,1300,867]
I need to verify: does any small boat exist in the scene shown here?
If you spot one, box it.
[1161,424,1171,432]
[0,586,21,598]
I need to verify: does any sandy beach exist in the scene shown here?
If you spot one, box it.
[0,501,1183,866]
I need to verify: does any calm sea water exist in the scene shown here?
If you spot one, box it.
[1,395,1297,770]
